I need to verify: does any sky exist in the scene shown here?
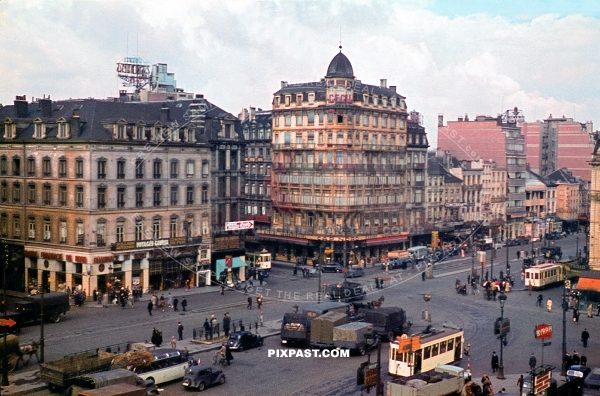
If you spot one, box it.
[2,0,600,149]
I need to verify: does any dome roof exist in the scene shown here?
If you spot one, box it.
[326,50,354,78]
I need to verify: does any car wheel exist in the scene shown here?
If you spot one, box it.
[198,382,206,391]
[238,346,244,352]
[219,376,226,385]
[51,314,61,323]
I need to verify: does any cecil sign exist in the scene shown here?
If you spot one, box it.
[535,324,553,339]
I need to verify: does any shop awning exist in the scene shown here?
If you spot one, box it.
[576,277,600,293]
[365,235,409,246]
[258,234,311,246]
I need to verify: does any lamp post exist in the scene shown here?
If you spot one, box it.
[497,293,507,379]
[561,280,570,376]
[576,235,579,258]
[2,244,9,387]
[86,265,92,298]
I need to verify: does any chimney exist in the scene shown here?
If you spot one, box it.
[39,97,52,118]
[438,114,444,127]
[458,117,463,122]
[71,109,80,136]
[464,113,469,122]
[195,94,204,99]
[380,79,387,88]
[389,86,396,93]
[250,107,256,121]
[160,106,170,123]
[238,108,249,121]
[281,81,288,88]
[14,95,28,118]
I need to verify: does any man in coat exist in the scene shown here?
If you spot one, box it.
[177,321,184,341]
[582,328,590,348]
[223,313,231,337]
[491,351,499,373]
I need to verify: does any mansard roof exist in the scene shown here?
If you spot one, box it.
[326,51,354,78]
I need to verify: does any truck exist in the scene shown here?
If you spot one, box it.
[387,364,467,396]
[309,311,348,348]
[14,292,70,324]
[332,322,375,356]
[281,313,311,346]
[358,307,410,341]
[76,383,147,396]
[325,281,366,302]
[40,350,117,391]
[66,368,159,396]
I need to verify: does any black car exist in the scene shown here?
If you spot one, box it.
[226,331,263,352]
[182,365,225,391]
[567,365,591,382]
[321,263,344,273]
[381,258,408,270]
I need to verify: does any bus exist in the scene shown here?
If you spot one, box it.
[389,328,464,377]
[525,263,565,290]
[245,250,272,272]
[125,349,192,386]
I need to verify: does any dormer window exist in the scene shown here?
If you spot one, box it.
[34,121,45,139]
[186,128,195,143]
[285,95,291,106]
[3,122,16,139]
[391,98,396,107]
[136,125,144,140]
[308,93,315,104]
[57,119,70,138]
[363,95,369,105]
[296,94,302,105]
[382,97,388,107]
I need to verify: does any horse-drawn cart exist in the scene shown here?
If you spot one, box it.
[0,334,39,372]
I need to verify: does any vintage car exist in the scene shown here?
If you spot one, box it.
[344,267,365,278]
[321,263,344,273]
[181,365,225,391]
[226,331,263,352]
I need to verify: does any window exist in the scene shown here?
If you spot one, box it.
[59,220,67,243]
[12,157,20,176]
[76,186,84,207]
[170,160,179,178]
[117,124,125,139]
[202,162,209,178]
[187,186,194,205]
[43,184,52,205]
[170,218,178,238]
[13,216,20,238]
[28,218,36,239]
[186,161,194,178]
[28,158,36,176]
[117,160,125,179]
[97,187,106,208]
[117,187,125,208]
[308,111,315,124]
[58,185,67,206]
[201,185,208,204]
[153,185,162,206]
[0,182,7,203]
[170,186,178,205]
[28,184,36,204]
[75,159,84,178]
[76,221,84,245]
[285,115,291,126]
[153,219,161,240]
[153,160,162,179]
[97,222,106,246]
[12,183,21,203]
[34,122,44,139]
[186,128,195,142]
[59,158,67,177]
[97,160,106,179]
[135,219,144,241]
[0,156,6,175]
[116,220,124,243]
[136,125,144,140]
[136,186,144,207]
[296,113,303,126]
[327,112,333,123]
[135,159,144,179]
[42,158,51,177]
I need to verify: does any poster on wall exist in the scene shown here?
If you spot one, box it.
[132,277,140,286]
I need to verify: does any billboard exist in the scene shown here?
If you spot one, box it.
[535,324,552,339]
[225,221,255,231]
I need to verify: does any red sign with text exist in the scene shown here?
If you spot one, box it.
[535,324,552,339]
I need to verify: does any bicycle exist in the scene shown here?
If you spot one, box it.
[213,352,227,367]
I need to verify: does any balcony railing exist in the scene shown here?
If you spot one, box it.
[273,163,406,172]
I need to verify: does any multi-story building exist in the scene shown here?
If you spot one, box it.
[437,112,527,239]
[426,153,463,237]
[481,160,506,239]
[406,111,429,244]
[264,50,409,265]
[546,168,586,232]
[521,116,594,181]
[449,159,483,225]
[524,168,553,238]
[239,107,273,238]
[0,94,240,295]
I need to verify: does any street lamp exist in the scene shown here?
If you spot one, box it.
[86,265,92,298]
[497,293,507,379]
[576,235,579,258]
[561,280,570,376]
[363,333,383,396]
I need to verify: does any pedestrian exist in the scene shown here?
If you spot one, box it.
[572,351,580,365]
[481,373,490,385]
[581,354,588,366]
[211,315,217,338]
[159,294,165,312]
[225,343,234,365]
[173,296,179,312]
[517,250,521,260]
[220,284,225,295]
[491,351,499,373]
[223,312,231,337]
[467,274,471,285]
[185,279,190,291]
[485,270,489,281]
[564,352,572,368]
[151,293,157,309]
[293,265,298,276]
[422,271,426,281]
[574,308,580,324]
[528,281,532,296]
[102,292,109,308]
[170,336,177,348]
[181,296,187,312]
[582,328,590,348]
[588,303,594,318]
[151,328,162,347]
[464,343,471,356]
[203,318,210,341]
[247,296,252,309]
[529,353,537,370]
[147,301,153,316]
[257,294,263,309]
[182,346,189,361]
[177,321,184,341]
[167,292,173,308]
[547,298,553,312]
[517,375,524,395]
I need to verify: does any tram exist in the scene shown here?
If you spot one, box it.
[245,249,272,271]
[524,263,565,290]
[389,327,464,377]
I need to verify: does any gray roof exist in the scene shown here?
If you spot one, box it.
[326,51,354,78]
[545,168,579,184]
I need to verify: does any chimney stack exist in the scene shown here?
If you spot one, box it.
[250,107,256,121]
[281,81,288,88]
[14,95,28,118]
[389,86,396,93]
[438,114,444,127]
[380,79,387,88]
[71,108,80,136]
[39,96,52,118]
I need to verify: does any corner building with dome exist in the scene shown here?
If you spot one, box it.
[258,50,421,266]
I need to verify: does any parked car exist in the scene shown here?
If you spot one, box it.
[493,242,503,250]
[321,263,344,273]
[515,236,530,245]
[182,365,225,391]
[344,267,365,278]
[226,331,263,352]
[381,258,408,270]
[567,365,591,383]
[546,231,561,241]
[503,239,519,247]
[257,269,269,279]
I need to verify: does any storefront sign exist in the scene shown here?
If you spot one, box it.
[24,250,38,258]
[214,236,240,251]
[41,252,63,260]
[225,256,233,267]
[66,255,72,261]
[535,324,552,339]
[225,221,254,231]
[93,256,113,264]
[114,237,190,251]
[134,253,146,259]
[74,256,87,263]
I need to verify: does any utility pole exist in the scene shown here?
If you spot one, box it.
[2,244,9,387]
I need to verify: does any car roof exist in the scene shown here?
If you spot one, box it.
[190,365,214,371]
[230,331,251,336]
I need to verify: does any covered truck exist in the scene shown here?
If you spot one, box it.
[332,322,375,356]
[387,365,467,396]
[40,350,117,391]
[14,292,70,324]
[310,311,348,348]
[358,307,410,340]
[281,313,311,346]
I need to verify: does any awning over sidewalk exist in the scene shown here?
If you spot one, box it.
[258,234,311,246]
[365,235,409,246]
[577,277,600,293]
